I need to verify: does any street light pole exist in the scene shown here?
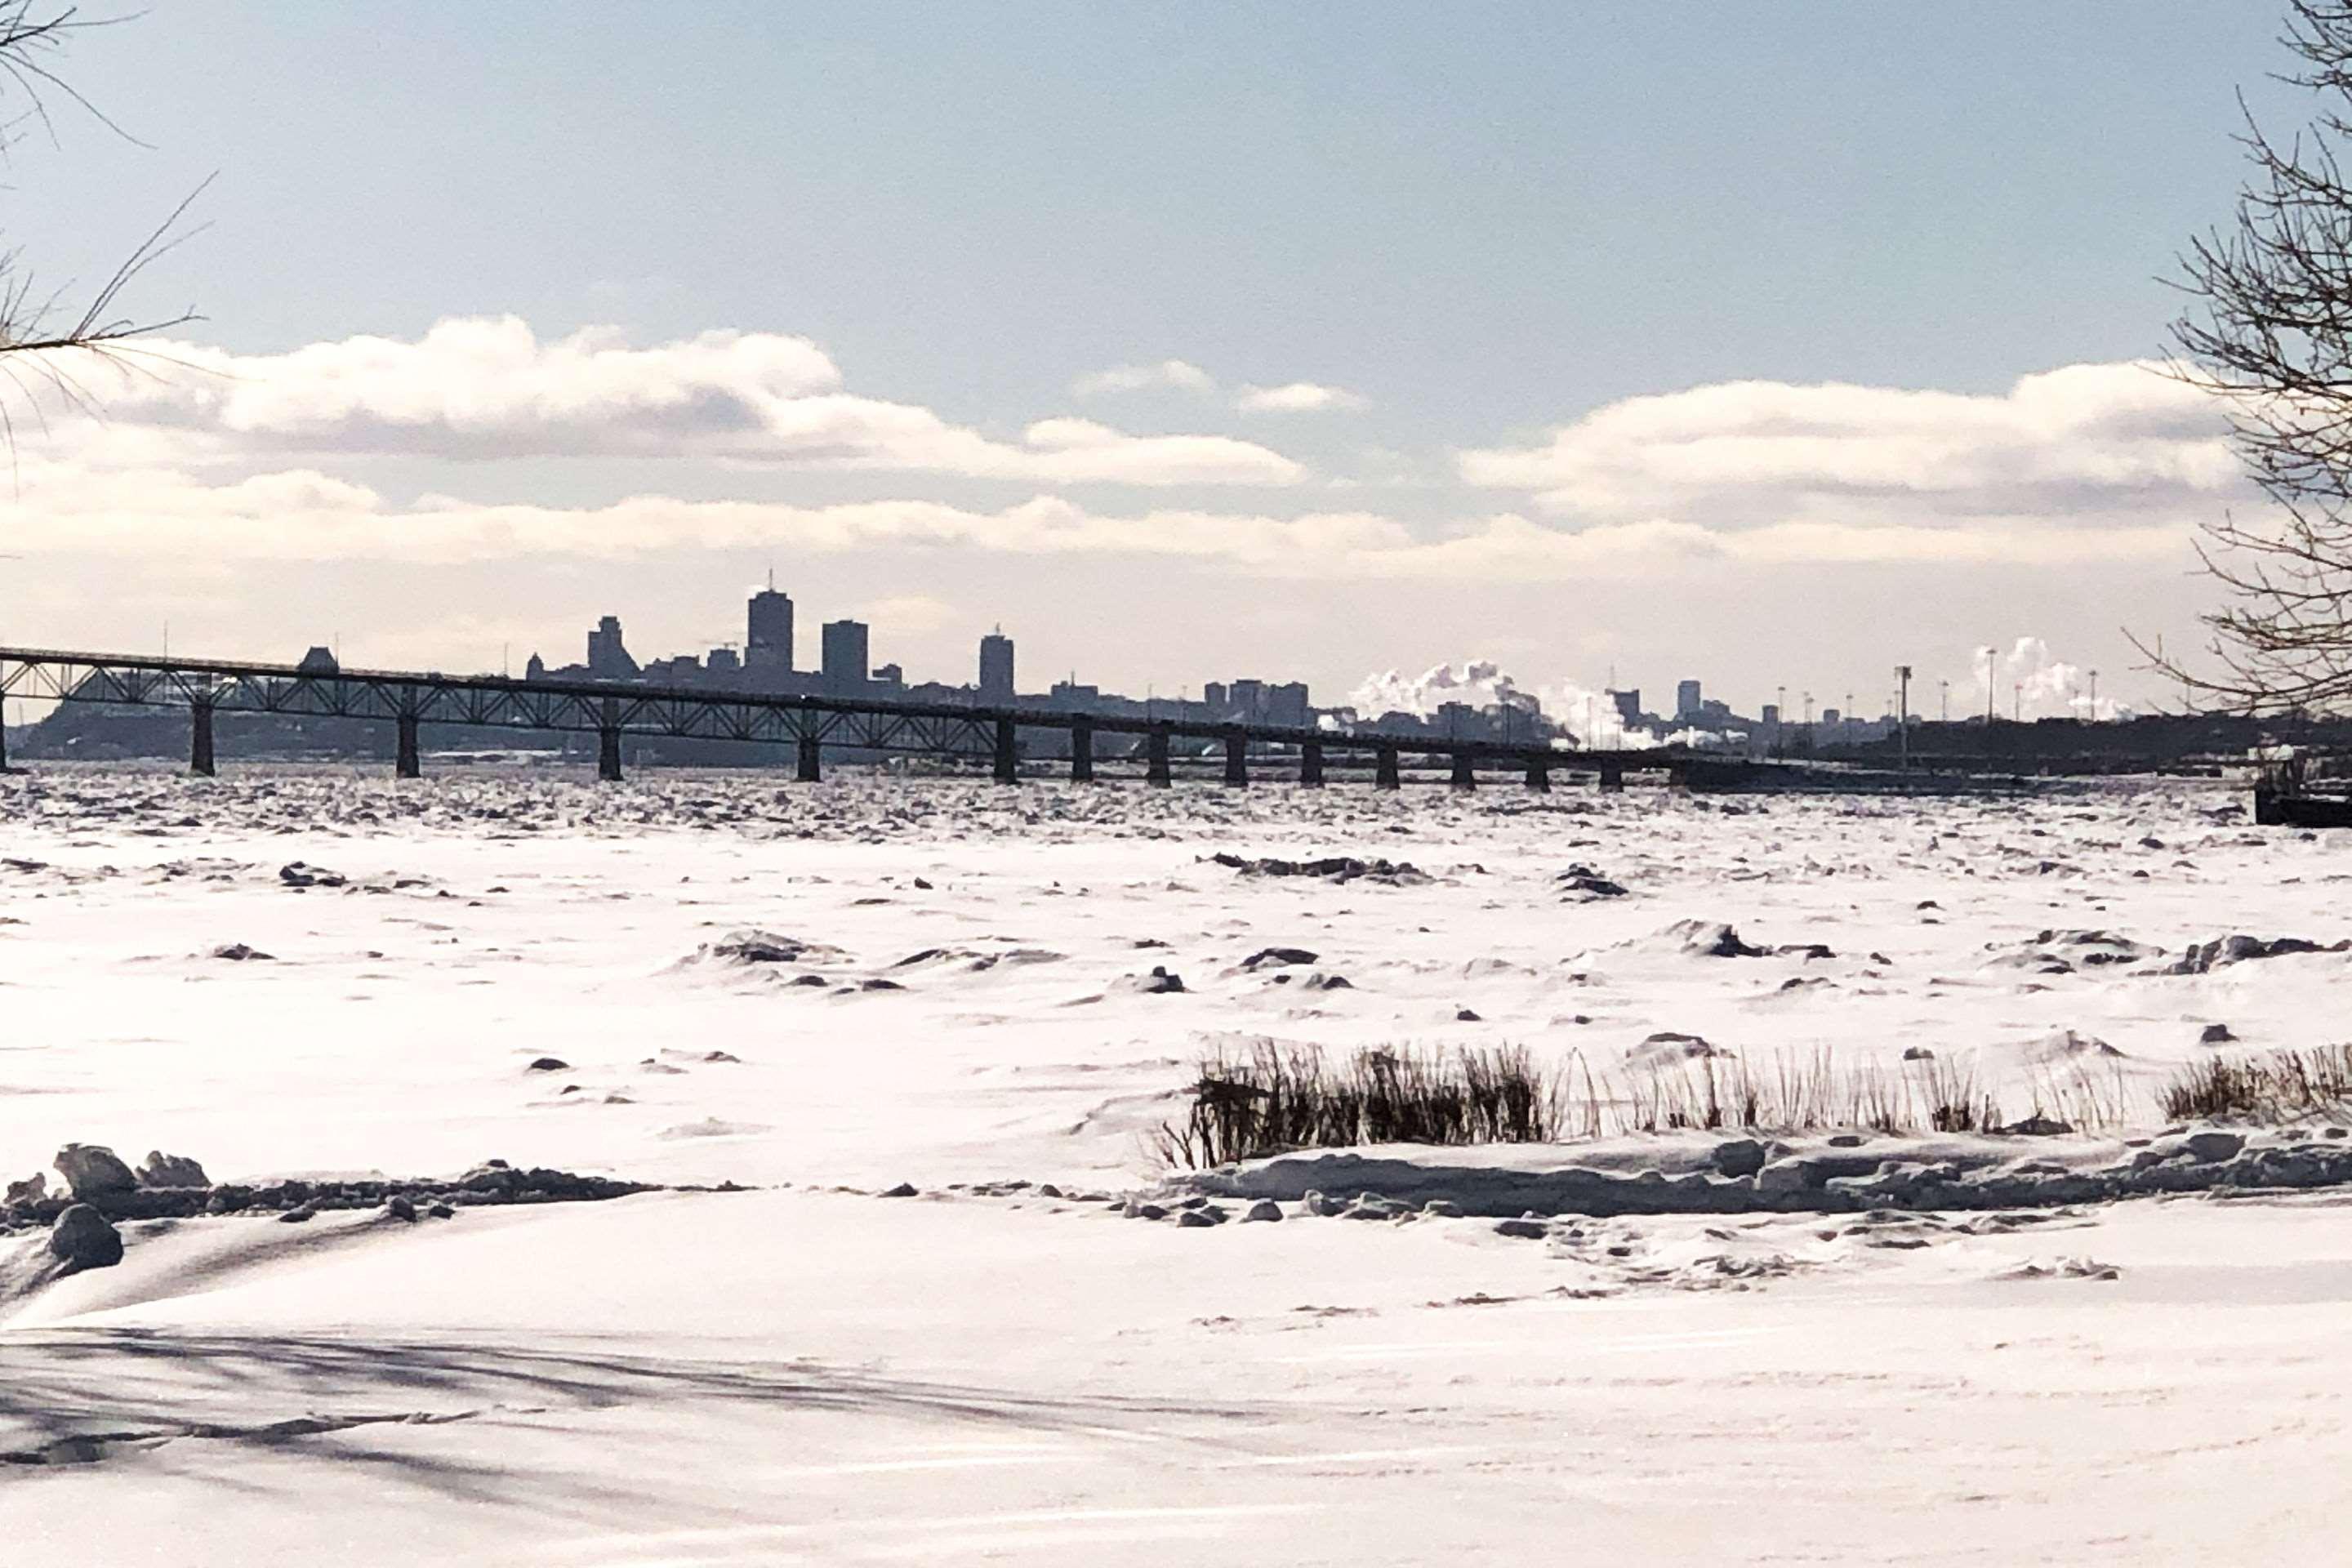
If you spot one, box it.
[1895,665,1912,771]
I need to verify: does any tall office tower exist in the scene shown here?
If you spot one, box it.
[978,628,1016,701]
[586,616,639,679]
[821,619,871,689]
[1676,679,1703,719]
[746,586,795,674]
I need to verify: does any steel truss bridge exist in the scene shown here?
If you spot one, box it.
[0,645,1694,790]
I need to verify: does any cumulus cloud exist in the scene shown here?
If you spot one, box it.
[0,452,2185,577]
[1459,363,2243,525]
[37,318,1303,487]
[1070,359,1217,398]
[1236,381,1369,412]
[0,327,2212,586]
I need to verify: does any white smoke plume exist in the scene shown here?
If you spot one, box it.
[1348,661,1543,720]
[1347,661,1699,749]
[1965,637,2131,722]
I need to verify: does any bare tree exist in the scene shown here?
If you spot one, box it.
[2152,2,2352,711]
[0,2,199,420]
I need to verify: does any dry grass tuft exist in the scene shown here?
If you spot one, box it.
[1156,1040,1559,1168]
[2161,1045,2352,1122]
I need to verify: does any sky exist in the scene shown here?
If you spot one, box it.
[0,2,2319,720]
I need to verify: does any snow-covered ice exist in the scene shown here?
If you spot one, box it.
[6,763,2352,1562]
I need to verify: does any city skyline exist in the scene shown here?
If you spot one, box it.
[491,577,2076,748]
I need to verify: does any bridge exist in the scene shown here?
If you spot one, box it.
[0,644,1694,791]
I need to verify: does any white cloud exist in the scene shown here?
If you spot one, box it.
[1459,363,2242,525]
[0,456,2187,577]
[33,318,1303,487]
[1070,359,1217,398]
[0,335,2214,588]
[1236,381,1369,412]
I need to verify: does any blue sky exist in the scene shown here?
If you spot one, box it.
[0,2,2314,718]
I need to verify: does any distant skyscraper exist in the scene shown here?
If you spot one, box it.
[586,616,639,679]
[978,628,1015,701]
[746,585,795,674]
[821,619,870,689]
[1676,679,1703,720]
[1266,682,1311,728]
[1610,689,1642,726]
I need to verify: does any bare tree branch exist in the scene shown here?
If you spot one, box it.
[0,2,203,391]
[2149,2,2352,713]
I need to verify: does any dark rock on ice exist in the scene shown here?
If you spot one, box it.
[525,1057,570,1072]
[52,1143,138,1200]
[697,930,844,966]
[1241,1199,1284,1223]
[210,942,274,962]
[1556,865,1628,900]
[880,1182,918,1197]
[1242,947,1319,970]
[278,862,347,889]
[2163,934,2349,975]
[1626,1031,1718,1070]
[2198,1023,2237,1045]
[136,1152,209,1189]
[2185,1131,2246,1163]
[48,1205,123,1273]
[1709,1139,1769,1178]
[1209,853,1428,885]
[1663,920,1764,958]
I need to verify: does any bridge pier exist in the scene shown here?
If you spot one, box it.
[1298,741,1324,787]
[1147,725,1172,787]
[1375,744,1401,790]
[189,700,216,777]
[598,697,623,782]
[0,713,8,773]
[1525,755,1551,791]
[1450,752,1476,791]
[395,714,421,780]
[1223,732,1248,787]
[993,716,1018,784]
[1070,718,1094,783]
[796,736,821,782]
[1598,762,1624,793]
